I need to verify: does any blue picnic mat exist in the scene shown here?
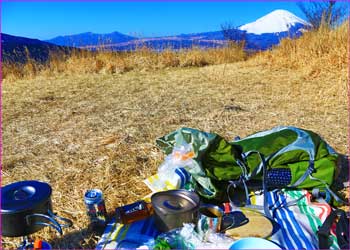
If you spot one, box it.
[96,189,339,250]
[96,216,160,249]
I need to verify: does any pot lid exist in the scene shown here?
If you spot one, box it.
[151,190,200,214]
[1,180,52,214]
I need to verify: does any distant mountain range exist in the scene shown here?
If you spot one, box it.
[2,10,310,63]
[47,31,135,47]
[46,31,225,51]
[1,33,72,64]
[45,10,310,51]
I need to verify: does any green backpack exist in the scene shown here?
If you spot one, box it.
[156,126,340,207]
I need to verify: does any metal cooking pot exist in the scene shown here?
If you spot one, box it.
[151,190,200,232]
[1,180,73,237]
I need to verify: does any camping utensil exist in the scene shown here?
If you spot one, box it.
[196,205,249,240]
[196,204,224,239]
[1,180,73,237]
[221,211,249,231]
[151,190,200,232]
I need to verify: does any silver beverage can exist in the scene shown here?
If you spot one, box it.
[84,189,107,227]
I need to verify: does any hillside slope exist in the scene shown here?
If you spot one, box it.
[2,20,348,249]
[2,58,347,248]
[1,33,72,63]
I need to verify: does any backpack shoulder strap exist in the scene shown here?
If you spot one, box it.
[318,209,349,249]
[336,210,349,249]
[228,150,272,219]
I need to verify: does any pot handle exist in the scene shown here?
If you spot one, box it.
[26,213,63,235]
[26,209,73,235]
[48,209,73,228]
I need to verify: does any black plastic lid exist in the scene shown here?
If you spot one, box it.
[1,180,52,214]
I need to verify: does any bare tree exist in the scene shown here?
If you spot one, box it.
[221,22,246,47]
[297,0,349,29]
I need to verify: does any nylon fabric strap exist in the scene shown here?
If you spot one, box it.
[318,209,337,249]
[243,150,264,178]
[227,154,251,208]
[289,160,314,188]
[227,181,241,208]
[239,150,272,218]
[309,175,349,205]
[271,194,306,214]
[241,178,251,205]
[312,188,331,203]
[236,159,248,177]
[260,152,272,219]
[336,210,349,249]
[227,177,250,207]
[241,150,272,218]
[318,209,349,249]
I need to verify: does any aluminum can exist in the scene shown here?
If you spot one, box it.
[84,189,107,227]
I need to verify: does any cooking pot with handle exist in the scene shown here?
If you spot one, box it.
[1,180,73,237]
[151,190,200,232]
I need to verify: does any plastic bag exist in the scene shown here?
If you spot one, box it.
[144,143,195,192]
[180,223,235,249]
[153,228,188,250]
[154,224,235,250]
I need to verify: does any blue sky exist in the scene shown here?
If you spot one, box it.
[2,1,306,40]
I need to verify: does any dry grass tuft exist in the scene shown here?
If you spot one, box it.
[2,43,246,80]
[250,21,349,72]
[1,23,348,248]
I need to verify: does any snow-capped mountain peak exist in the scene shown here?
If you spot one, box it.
[239,9,310,35]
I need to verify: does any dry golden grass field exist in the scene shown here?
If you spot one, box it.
[2,23,349,248]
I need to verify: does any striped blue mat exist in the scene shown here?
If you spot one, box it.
[97,189,339,249]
